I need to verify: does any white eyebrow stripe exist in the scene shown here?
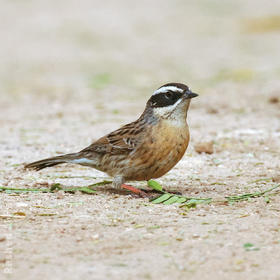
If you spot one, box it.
[152,86,183,96]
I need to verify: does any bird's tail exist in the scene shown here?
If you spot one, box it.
[24,153,80,171]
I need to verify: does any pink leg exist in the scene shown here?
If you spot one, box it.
[121,184,148,197]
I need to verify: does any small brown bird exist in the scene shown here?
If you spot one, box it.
[25,83,198,196]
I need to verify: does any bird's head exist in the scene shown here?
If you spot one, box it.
[146,83,198,121]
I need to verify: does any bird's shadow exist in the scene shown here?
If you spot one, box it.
[92,185,161,198]
[84,183,182,198]
[49,182,157,198]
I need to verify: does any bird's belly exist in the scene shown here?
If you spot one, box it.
[125,122,189,181]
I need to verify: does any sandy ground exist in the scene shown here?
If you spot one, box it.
[1,0,280,279]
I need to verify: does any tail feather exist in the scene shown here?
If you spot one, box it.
[25,153,79,171]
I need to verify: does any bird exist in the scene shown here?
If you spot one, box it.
[25,82,198,197]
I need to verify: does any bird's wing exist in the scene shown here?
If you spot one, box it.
[80,122,144,156]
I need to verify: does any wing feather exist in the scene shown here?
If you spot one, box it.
[80,121,145,156]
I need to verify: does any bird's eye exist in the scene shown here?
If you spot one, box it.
[165,92,173,99]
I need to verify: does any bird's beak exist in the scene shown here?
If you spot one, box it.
[185,90,199,99]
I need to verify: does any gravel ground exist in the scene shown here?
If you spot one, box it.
[1,0,280,279]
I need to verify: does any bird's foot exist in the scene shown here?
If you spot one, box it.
[120,184,181,198]
[121,184,149,198]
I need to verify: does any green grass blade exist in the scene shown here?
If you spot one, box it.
[148,180,163,192]
[151,193,172,204]
[163,195,180,205]
[182,198,212,208]
[226,184,280,202]
[75,187,96,194]
[0,186,50,193]
[50,183,63,191]
[176,197,187,204]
